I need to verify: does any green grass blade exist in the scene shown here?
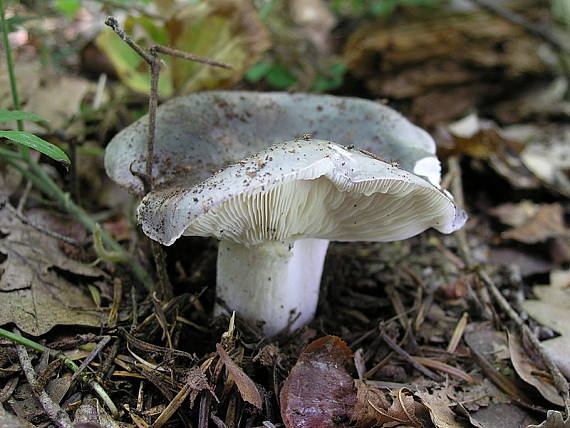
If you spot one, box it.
[0,130,70,165]
[0,109,47,123]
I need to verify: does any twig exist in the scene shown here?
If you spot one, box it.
[152,382,192,428]
[379,329,444,382]
[469,0,570,55]
[449,156,570,415]
[152,45,232,69]
[4,202,81,246]
[104,16,230,301]
[14,328,73,428]
[477,268,570,414]
[70,335,112,382]
[0,327,118,417]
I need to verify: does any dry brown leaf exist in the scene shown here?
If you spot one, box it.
[280,336,356,428]
[499,203,566,244]
[507,331,564,406]
[467,403,539,428]
[0,206,102,335]
[352,386,427,428]
[416,387,463,428]
[216,344,262,409]
[522,273,570,379]
[351,380,392,427]
[528,410,570,428]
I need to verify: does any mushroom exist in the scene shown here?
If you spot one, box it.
[105,91,466,335]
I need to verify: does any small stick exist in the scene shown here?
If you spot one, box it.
[379,329,444,382]
[5,202,81,246]
[449,156,570,414]
[104,16,230,301]
[14,328,73,428]
[70,335,112,382]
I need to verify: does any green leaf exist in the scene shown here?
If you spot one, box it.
[265,65,297,89]
[0,131,70,165]
[0,109,48,124]
[54,0,82,18]
[310,63,346,92]
[245,61,273,82]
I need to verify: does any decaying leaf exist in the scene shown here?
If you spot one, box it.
[0,206,102,335]
[0,60,92,136]
[280,336,356,428]
[522,271,570,379]
[467,403,539,428]
[507,331,564,406]
[517,125,570,198]
[74,398,120,428]
[528,410,570,428]
[495,203,567,244]
[351,382,427,428]
[416,387,463,428]
[216,344,262,409]
[96,0,270,97]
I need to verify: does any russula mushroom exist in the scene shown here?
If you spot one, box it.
[105,91,466,335]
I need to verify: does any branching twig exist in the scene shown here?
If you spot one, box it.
[104,15,230,301]
[14,328,73,428]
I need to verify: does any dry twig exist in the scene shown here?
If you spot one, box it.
[449,156,570,415]
[104,16,231,301]
[14,328,73,428]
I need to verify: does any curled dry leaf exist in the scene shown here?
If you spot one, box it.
[280,336,356,428]
[216,344,262,409]
[528,410,570,428]
[507,331,564,407]
[416,388,463,428]
[522,273,570,379]
[352,382,427,428]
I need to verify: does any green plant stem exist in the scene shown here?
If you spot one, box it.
[3,158,152,289]
[0,2,152,289]
[0,327,119,416]
[0,146,22,159]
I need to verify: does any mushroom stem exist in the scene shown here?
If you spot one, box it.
[215,238,330,335]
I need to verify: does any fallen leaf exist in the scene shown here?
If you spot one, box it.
[507,331,564,406]
[522,272,570,379]
[96,0,270,97]
[352,384,427,428]
[500,203,566,244]
[74,398,120,428]
[519,125,570,198]
[528,410,570,428]
[0,206,103,335]
[467,403,539,428]
[280,336,356,428]
[416,387,463,428]
[216,344,262,409]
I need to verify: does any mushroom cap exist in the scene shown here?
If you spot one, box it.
[138,139,466,246]
[105,91,441,196]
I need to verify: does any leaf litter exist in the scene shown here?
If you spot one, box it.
[2,1,570,427]
[0,204,102,335]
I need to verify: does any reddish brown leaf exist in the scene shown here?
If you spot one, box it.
[216,344,262,409]
[280,336,356,428]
